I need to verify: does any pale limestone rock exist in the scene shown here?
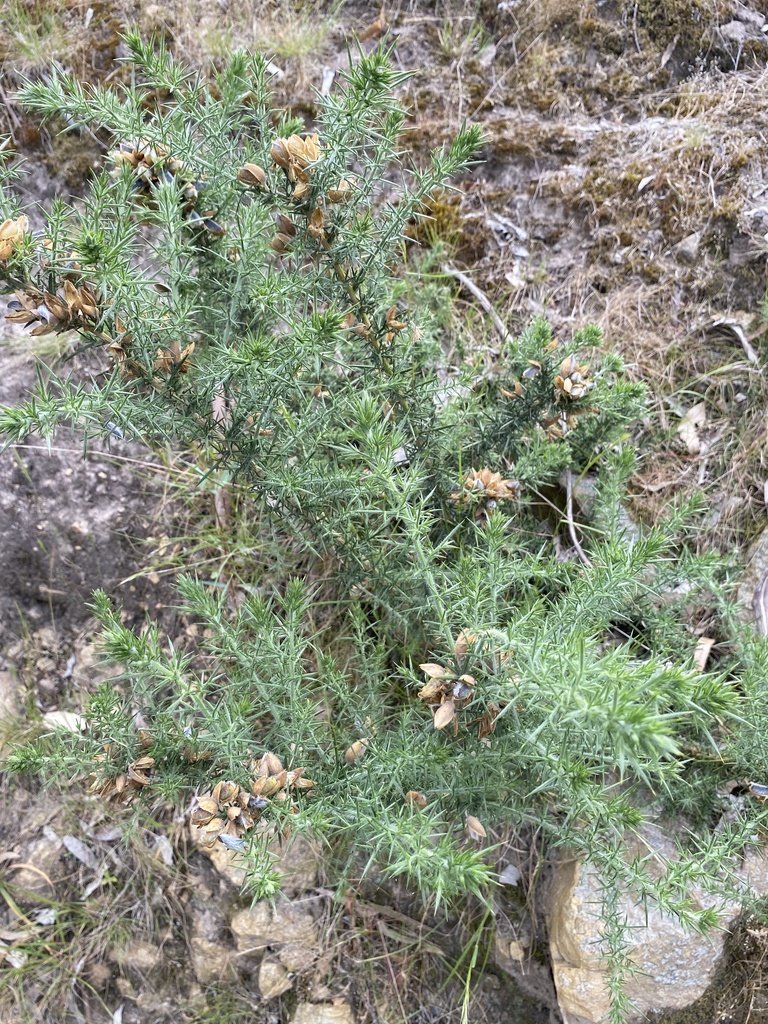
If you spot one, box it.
[230,901,318,955]
[206,831,319,893]
[259,957,293,999]
[737,526,768,632]
[109,940,160,973]
[0,669,21,722]
[546,829,768,1024]
[292,1000,356,1024]
[71,643,120,689]
[11,831,62,901]
[190,937,234,984]
[279,943,318,972]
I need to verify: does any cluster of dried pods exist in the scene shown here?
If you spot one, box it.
[237,131,355,258]
[418,629,507,736]
[191,752,315,849]
[500,342,596,432]
[451,467,521,521]
[111,138,223,234]
[88,754,156,803]
[7,281,101,336]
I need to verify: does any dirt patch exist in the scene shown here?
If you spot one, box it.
[0,330,177,697]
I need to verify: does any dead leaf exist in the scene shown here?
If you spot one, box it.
[153,835,174,867]
[359,14,389,41]
[693,636,715,672]
[499,864,521,886]
[660,33,679,68]
[62,835,99,870]
[677,402,707,455]
[754,570,768,637]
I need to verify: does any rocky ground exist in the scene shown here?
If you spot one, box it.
[3,1,768,1021]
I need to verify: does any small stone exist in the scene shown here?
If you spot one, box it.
[230,902,318,955]
[259,957,293,1000]
[720,20,747,45]
[206,830,318,893]
[279,943,317,972]
[546,827,743,1024]
[292,1000,356,1024]
[72,643,119,689]
[675,232,700,264]
[109,940,160,973]
[190,937,234,984]
[12,832,62,902]
[0,669,22,724]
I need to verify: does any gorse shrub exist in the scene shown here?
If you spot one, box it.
[1,35,767,1019]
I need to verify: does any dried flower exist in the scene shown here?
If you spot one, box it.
[237,163,267,188]
[191,754,315,848]
[0,216,29,261]
[450,468,521,507]
[270,133,322,200]
[328,177,355,203]
[405,790,427,809]
[554,355,594,400]
[417,663,476,730]
[6,281,101,336]
[154,340,195,374]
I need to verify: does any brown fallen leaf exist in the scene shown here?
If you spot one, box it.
[693,636,715,672]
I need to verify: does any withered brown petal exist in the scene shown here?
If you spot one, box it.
[465,814,487,840]
[433,701,456,730]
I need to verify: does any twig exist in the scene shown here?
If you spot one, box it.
[377,920,409,1024]
[442,264,513,346]
[564,469,592,568]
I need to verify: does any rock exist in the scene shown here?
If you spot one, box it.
[71,643,120,689]
[11,831,62,902]
[41,710,86,733]
[736,526,768,633]
[675,231,700,264]
[109,940,161,973]
[546,828,758,1024]
[292,1000,356,1024]
[259,957,293,999]
[207,831,319,893]
[733,7,766,31]
[190,937,234,984]
[279,943,318,972]
[230,901,318,955]
[720,20,748,45]
[0,668,21,723]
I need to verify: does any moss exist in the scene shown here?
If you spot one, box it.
[630,0,728,52]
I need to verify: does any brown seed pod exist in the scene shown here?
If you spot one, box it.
[345,739,369,764]
[237,163,267,188]
[433,700,456,730]
[405,790,427,810]
[465,815,487,841]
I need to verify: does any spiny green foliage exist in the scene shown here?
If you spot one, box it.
[2,36,768,1022]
